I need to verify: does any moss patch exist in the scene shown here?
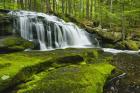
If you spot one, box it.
[115,40,139,50]
[16,64,114,93]
[0,36,34,52]
[0,49,114,93]
[0,52,49,92]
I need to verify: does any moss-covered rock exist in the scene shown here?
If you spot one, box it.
[125,40,139,50]
[115,41,126,50]
[115,40,139,50]
[102,43,116,48]
[135,41,140,48]
[16,64,114,93]
[0,52,47,92]
[0,49,114,93]
[0,13,13,36]
[0,36,34,52]
[83,49,113,64]
[55,55,84,64]
[98,31,122,43]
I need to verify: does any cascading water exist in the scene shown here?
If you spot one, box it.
[9,11,99,50]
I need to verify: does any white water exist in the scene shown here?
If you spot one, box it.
[9,11,99,50]
[103,48,140,54]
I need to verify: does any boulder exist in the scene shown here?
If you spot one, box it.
[16,64,114,93]
[0,13,13,36]
[0,49,114,93]
[115,40,139,50]
[0,36,34,52]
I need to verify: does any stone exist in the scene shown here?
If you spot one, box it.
[0,36,34,52]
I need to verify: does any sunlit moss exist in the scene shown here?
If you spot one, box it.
[17,64,114,93]
[0,49,114,93]
[0,52,48,92]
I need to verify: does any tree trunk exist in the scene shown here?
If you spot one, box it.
[110,0,113,29]
[53,0,56,12]
[86,0,89,18]
[46,0,51,13]
[61,0,64,14]
[121,1,125,40]
[90,0,93,19]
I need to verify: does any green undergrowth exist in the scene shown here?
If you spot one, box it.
[0,48,115,93]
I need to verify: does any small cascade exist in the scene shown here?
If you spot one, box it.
[9,11,99,50]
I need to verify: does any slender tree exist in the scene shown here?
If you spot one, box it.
[121,0,126,40]
[3,0,6,9]
[61,0,64,14]
[86,0,90,18]
[90,0,93,19]
[46,0,51,12]
[110,0,114,29]
[52,0,56,12]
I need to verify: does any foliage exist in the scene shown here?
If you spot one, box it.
[0,0,140,38]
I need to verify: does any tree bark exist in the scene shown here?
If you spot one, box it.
[46,0,51,13]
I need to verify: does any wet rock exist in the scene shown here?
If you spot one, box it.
[115,40,139,50]
[126,83,140,93]
[0,13,13,36]
[0,9,11,13]
[56,55,84,64]
[15,64,114,93]
[105,53,140,93]
[0,49,114,93]
[0,36,34,53]
[104,73,126,93]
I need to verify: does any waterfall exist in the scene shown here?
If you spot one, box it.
[9,11,99,50]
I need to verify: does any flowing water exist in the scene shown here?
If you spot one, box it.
[9,11,99,50]
[8,10,140,54]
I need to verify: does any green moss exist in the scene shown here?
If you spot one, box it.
[115,41,126,49]
[95,30,122,43]
[16,64,114,93]
[103,44,115,48]
[0,36,34,51]
[116,40,139,50]
[83,49,112,64]
[125,40,139,50]
[0,52,48,92]
[0,49,114,93]
[0,50,82,92]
